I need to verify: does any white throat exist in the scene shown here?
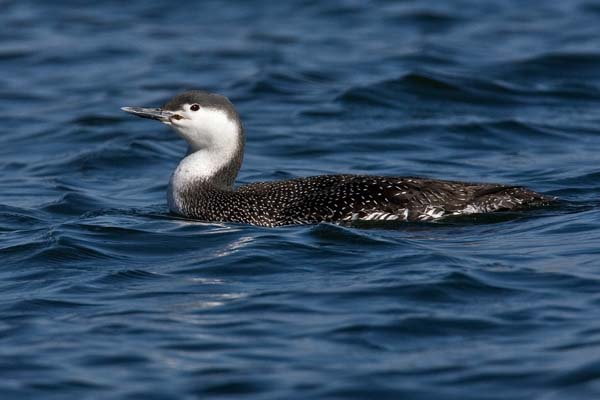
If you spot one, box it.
[167,108,241,213]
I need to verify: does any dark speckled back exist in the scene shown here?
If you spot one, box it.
[176,175,553,227]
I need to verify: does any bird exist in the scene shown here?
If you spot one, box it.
[121,90,554,227]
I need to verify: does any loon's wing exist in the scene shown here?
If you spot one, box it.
[236,175,552,224]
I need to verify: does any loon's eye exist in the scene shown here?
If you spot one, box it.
[190,104,200,111]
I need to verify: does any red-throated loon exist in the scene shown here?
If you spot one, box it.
[121,90,554,227]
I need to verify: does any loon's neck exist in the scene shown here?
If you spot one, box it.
[165,103,245,214]
[168,142,244,213]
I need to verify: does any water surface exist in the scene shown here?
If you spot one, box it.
[1,1,600,398]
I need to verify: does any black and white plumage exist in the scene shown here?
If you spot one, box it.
[122,91,553,227]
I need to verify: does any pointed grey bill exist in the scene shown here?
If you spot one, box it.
[121,107,175,121]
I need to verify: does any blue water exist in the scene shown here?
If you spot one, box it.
[2,1,600,398]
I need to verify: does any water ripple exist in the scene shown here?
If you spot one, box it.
[1,1,600,399]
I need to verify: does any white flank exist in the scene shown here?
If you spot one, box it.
[418,206,446,220]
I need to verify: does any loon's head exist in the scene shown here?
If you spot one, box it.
[121,90,244,154]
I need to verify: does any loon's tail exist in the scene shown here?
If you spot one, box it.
[468,186,555,213]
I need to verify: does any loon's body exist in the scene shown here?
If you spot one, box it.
[122,91,553,227]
